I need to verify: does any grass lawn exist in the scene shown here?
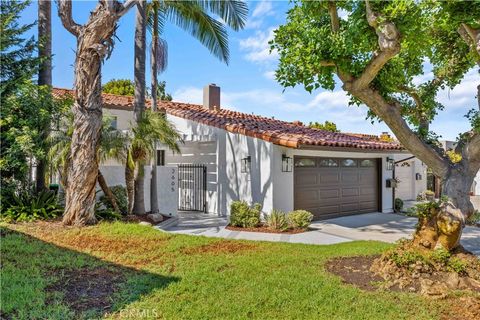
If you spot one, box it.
[0,221,463,319]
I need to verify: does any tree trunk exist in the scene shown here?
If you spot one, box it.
[132,0,146,215]
[61,4,121,226]
[150,7,159,214]
[36,0,51,193]
[97,170,121,213]
[125,151,135,214]
[133,161,146,214]
[413,166,476,251]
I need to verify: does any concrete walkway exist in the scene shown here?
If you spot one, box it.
[159,212,480,255]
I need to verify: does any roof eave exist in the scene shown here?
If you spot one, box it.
[296,144,407,154]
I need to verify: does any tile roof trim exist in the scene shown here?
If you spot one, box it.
[52,87,404,152]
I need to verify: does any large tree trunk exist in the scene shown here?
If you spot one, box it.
[36,0,51,193]
[60,3,123,226]
[97,170,121,213]
[132,1,147,215]
[413,166,476,251]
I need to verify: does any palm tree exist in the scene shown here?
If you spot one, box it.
[132,1,148,214]
[49,114,128,213]
[132,0,248,215]
[125,109,181,214]
[36,0,51,192]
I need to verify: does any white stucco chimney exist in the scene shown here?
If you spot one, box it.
[203,83,220,111]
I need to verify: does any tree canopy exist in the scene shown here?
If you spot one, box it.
[102,78,172,101]
[272,0,479,138]
[308,121,339,132]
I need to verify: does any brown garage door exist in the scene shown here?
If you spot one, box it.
[294,157,379,220]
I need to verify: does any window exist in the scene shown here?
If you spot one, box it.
[157,150,165,166]
[110,116,118,129]
[294,158,316,167]
[360,159,375,167]
[341,159,357,167]
[319,159,338,167]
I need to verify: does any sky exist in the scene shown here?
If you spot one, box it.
[19,0,478,140]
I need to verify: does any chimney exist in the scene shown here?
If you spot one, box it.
[203,83,220,111]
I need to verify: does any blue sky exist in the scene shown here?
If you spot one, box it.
[20,1,477,140]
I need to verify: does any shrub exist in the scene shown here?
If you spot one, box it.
[394,198,404,212]
[467,210,480,226]
[416,190,435,201]
[287,210,313,229]
[95,207,123,221]
[99,185,128,214]
[1,190,63,222]
[229,201,261,228]
[264,209,288,231]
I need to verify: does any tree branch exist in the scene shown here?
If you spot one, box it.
[57,0,81,36]
[327,1,340,33]
[117,0,138,17]
[459,23,480,56]
[354,88,449,176]
[352,0,400,91]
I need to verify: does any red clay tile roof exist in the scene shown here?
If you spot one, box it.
[52,88,403,151]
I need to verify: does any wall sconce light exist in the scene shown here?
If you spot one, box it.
[416,173,422,180]
[386,157,394,171]
[241,156,251,173]
[281,155,293,172]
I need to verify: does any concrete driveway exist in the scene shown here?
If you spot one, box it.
[159,212,479,255]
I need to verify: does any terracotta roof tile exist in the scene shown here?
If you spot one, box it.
[52,88,403,151]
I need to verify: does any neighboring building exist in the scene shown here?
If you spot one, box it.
[53,85,409,220]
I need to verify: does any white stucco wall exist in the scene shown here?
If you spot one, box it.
[394,154,428,201]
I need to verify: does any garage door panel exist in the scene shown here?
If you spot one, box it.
[341,172,359,183]
[295,157,379,220]
[319,172,340,183]
[295,173,318,185]
[319,189,340,199]
[342,187,359,197]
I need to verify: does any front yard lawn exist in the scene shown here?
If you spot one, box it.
[0,221,467,319]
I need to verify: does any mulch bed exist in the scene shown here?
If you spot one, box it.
[326,255,388,292]
[326,255,480,320]
[225,224,308,234]
[46,266,125,314]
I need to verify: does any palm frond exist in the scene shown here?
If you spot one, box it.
[203,0,248,31]
[151,37,168,74]
[165,1,230,64]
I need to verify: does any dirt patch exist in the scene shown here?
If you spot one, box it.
[440,296,480,320]
[46,266,125,314]
[326,256,386,291]
[182,241,258,255]
[226,225,308,234]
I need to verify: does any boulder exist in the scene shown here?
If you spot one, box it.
[147,213,164,223]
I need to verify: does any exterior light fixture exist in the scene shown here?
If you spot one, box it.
[281,155,293,172]
[241,156,251,173]
[386,157,394,171]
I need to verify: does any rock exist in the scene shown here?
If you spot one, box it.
[420,279,448,299]
[147,213,164,223]
[445,272,460,289]
[139,221,152,226]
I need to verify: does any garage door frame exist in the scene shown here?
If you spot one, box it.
[293,156,383,220]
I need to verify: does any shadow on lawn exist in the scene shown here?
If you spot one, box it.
[1,227,179,319]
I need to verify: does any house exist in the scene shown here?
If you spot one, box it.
[53,85,408,220]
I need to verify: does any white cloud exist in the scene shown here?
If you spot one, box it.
[308,90,350,109]
[436,69,478,109]
[239,27,278,63]
[263,70,276,80]
[246,1,275,29]
[172,86,203,104]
